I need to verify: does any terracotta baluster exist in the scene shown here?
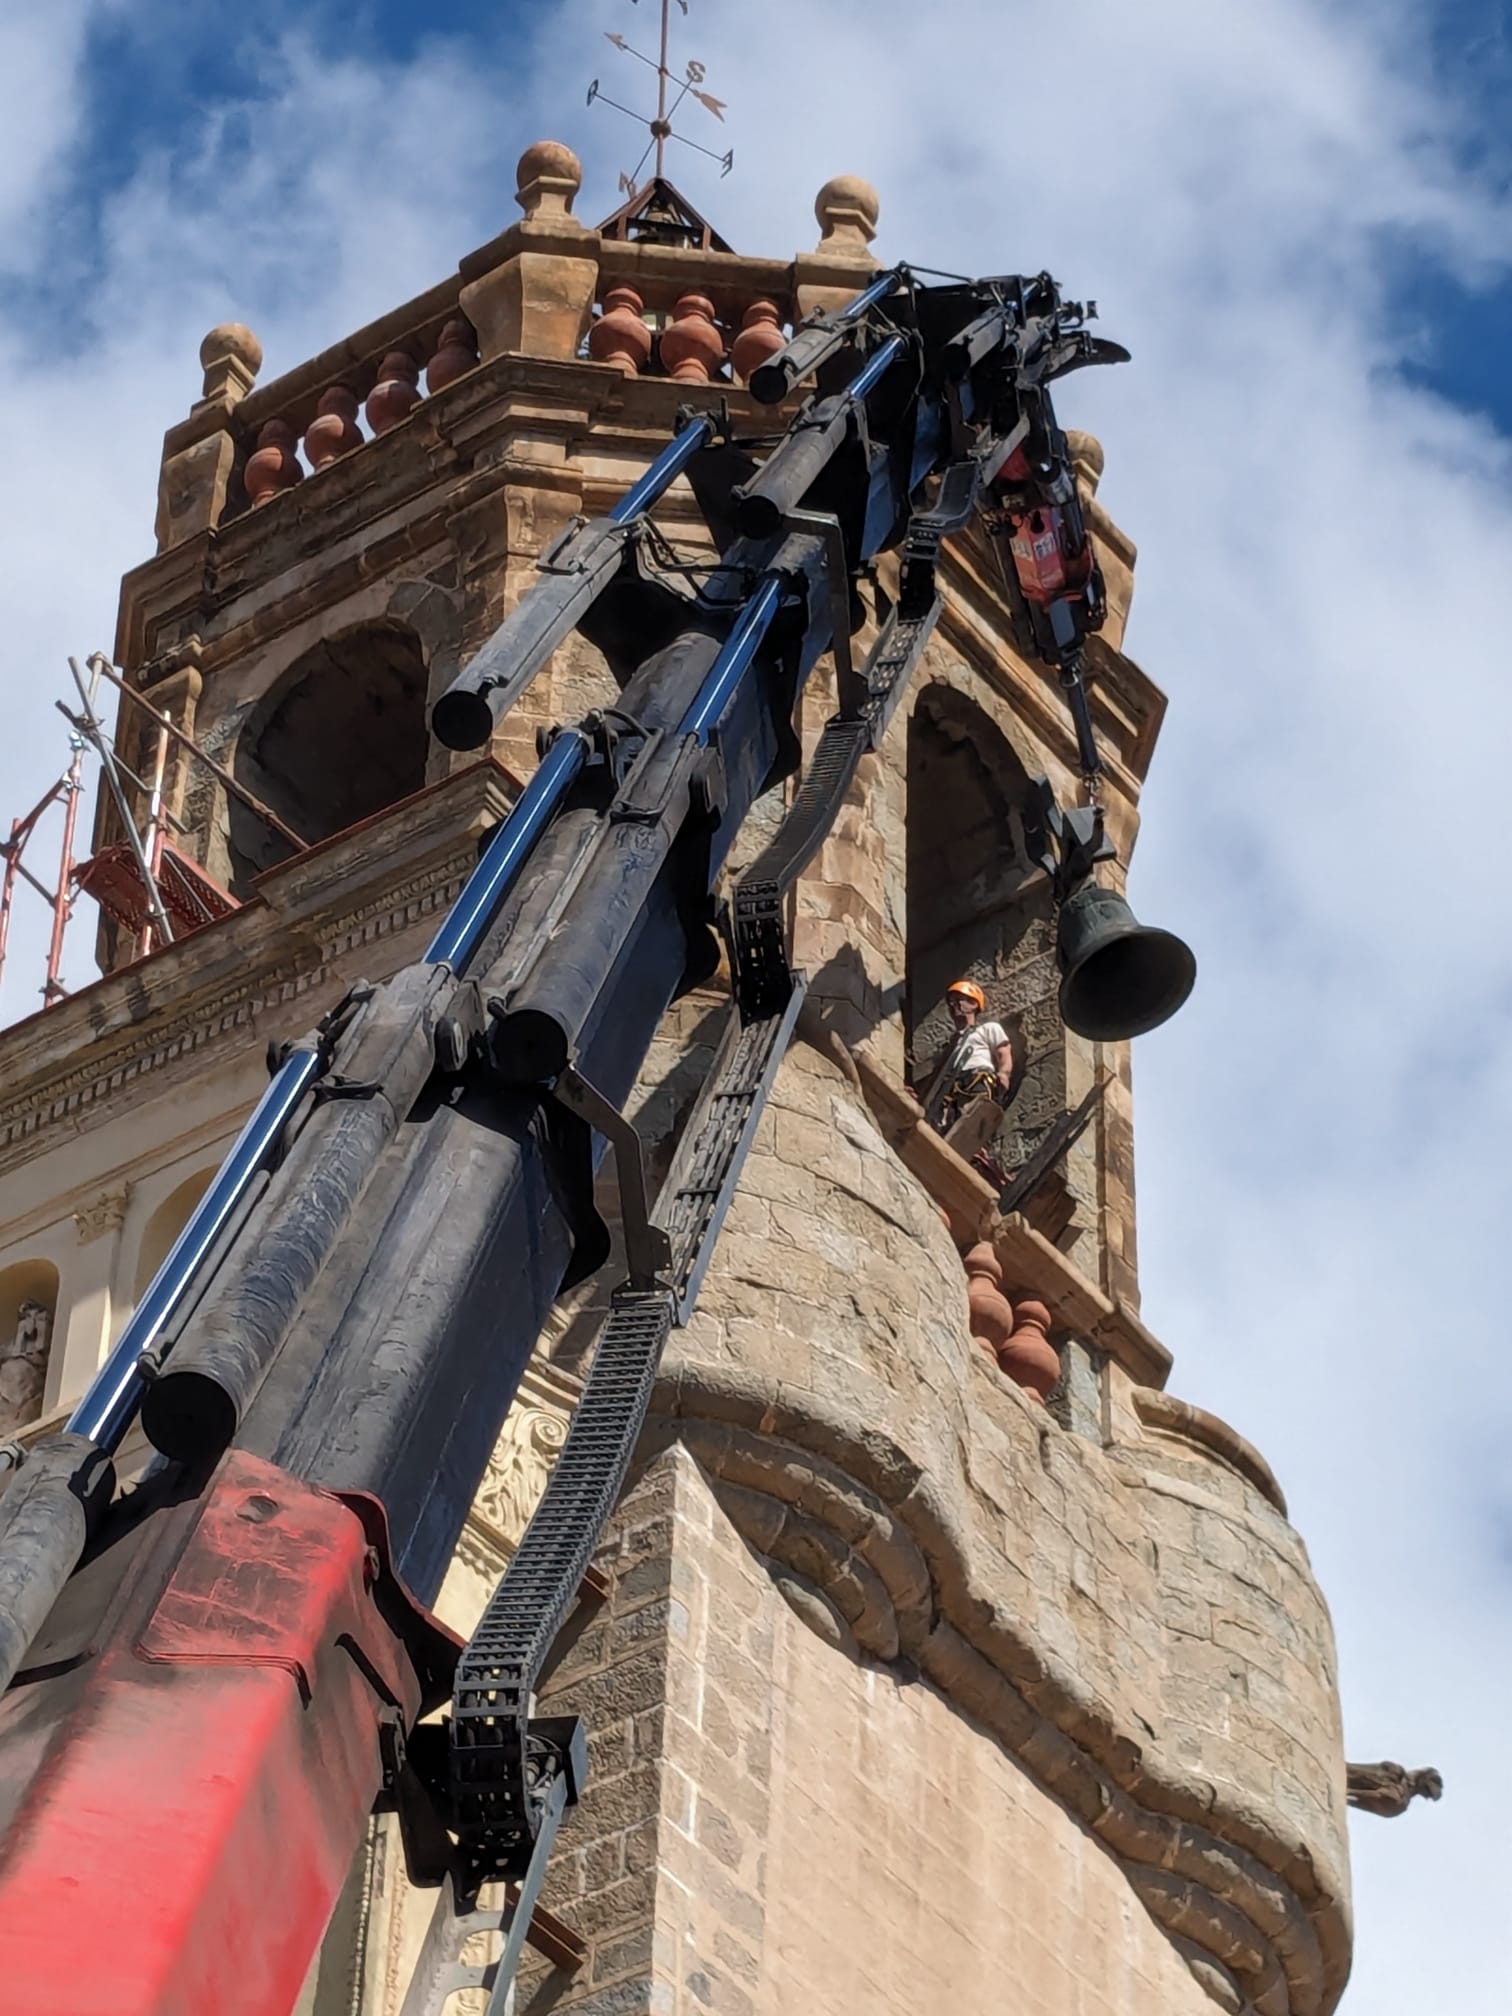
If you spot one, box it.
[426,317,478,396]
[998,1296,1060,1403]
[302,385,362,471]
[963,1242,1012,1367]
[244,418,303,507]
[365,350,421,434]
[732,300,786,385]
[588,287,652,377]
[659,293,725,383]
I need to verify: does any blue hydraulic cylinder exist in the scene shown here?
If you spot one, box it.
[678,576,785,743]
[425,729,590,973]
[609,412,715,522]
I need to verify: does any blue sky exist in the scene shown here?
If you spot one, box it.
[2,2,1511,2011]
[28,0,1512,440]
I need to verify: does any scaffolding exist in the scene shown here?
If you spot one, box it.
[0,653,300,1022]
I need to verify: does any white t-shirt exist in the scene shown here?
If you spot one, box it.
[946,1019,1011,1079]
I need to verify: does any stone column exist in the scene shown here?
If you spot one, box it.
[49,1187,130,1408]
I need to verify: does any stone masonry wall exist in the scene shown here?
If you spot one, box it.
[529,1444,1222,2016]
[524,1036,1350,2016]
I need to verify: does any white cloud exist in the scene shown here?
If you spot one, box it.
[0,1,1507,2008]
[0,4,102,250]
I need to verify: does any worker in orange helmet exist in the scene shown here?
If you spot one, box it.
[920,979,1017,1137]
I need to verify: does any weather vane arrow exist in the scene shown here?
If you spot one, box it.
[587,0,734,202]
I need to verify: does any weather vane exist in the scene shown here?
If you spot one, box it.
[587,0,733,202]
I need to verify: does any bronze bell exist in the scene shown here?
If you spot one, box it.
[1056,880,1196,1041]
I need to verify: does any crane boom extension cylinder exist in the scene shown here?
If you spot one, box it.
[0,264,1192,2016]
[747,266,908,406]
[732,334,908,539]
[72,1045,329,1453]
[430,413,715,752]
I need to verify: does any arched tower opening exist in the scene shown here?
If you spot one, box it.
[227,620,430,889]
[135,1168,217,1301]
[905,684,1068,1180]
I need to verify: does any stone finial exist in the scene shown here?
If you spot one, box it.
[366,350,421,434]
[425,317,479,396]
[516,140,584,225]
[999,1296,1060,1403]
[1066,429,1105,498]
[963,1242,1012,1366]
[589,287,653,376]
[660,294,725,384]
[732,300,786,385]
[198,322,263,405]
[813,174,880,255]
[303,385,363,471]
[245,418,303,506]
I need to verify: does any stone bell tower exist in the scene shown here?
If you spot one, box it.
[0,142,1350,2016]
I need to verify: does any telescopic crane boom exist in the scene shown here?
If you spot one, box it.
[0,265,1188,2016]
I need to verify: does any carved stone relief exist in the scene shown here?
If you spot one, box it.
[0,1300,51,1432]
[467,1354,580,1558]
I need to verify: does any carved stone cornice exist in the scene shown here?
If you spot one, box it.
[117,354,624,674]
[0,763,514,1177]
[1132,1386,1288,1516]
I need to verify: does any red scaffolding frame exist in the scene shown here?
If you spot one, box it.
[0,654,288,1023]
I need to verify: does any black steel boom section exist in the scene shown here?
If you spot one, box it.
[0,264,1157,2016]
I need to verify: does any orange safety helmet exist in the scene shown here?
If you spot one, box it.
[946,980,987,1012]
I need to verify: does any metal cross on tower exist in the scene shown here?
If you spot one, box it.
[587,0,733,202]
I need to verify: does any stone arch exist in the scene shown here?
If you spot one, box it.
[905,680,1067,1176]
[385,578,463,713]
[0,1258,59,1434]
[227,618,431,888]
[134,1168,216,1301]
